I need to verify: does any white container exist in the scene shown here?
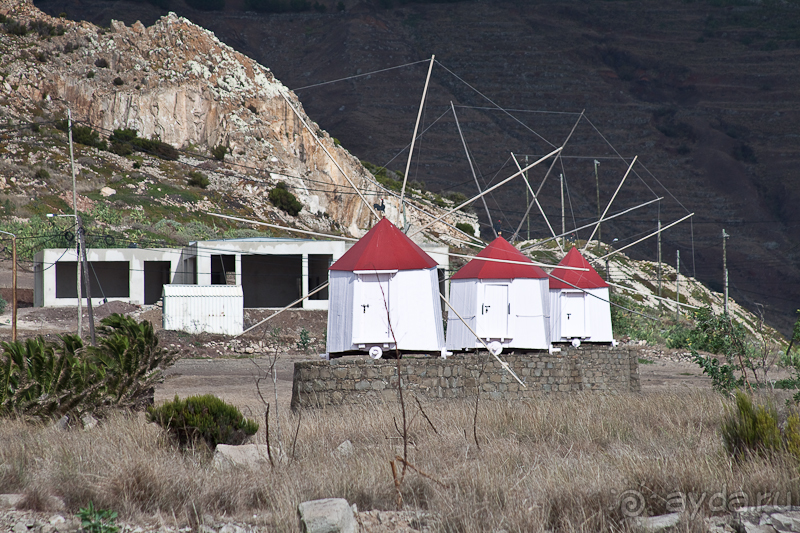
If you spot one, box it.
[162,284,243,335]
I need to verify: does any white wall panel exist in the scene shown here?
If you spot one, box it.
[162,285,243,335]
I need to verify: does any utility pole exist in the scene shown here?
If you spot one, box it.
[722,229,730,315]
[657,219,662,313]
[77,216,96,345]
[0,230,17,341]
[68,108,82,338]
[675,250,680,322]
[11,234,15,342]
[560,173,565,249]
[594,159,601,248]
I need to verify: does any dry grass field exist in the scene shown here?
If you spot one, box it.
[3,389,800,532]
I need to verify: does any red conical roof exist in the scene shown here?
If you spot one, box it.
[548,247,608,289]
[451,236,547,280]
[329,218,438,271]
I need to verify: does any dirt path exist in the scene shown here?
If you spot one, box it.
[155,353,314,417]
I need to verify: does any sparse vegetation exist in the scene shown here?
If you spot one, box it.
[108,128,179,160]
[112,77,124,86]
[94,57,109,68]
[4,18,29,36]
[455,222,475,236]
[4,391,800,530]
[28,19,65,37]
[187,170,209,188]
[211,144,227,161]
[269,182,302,216]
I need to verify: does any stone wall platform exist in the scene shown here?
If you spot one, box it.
[291,346,640,409]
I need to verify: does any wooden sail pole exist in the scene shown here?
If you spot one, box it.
[408,147,562,238]
[510,152,562,251]
[399,55,436,232]
[451,101,495,238]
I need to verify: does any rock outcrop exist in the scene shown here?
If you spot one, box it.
[0,0,477,241]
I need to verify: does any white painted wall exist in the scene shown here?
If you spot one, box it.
[34,238,347,310]
[549,287,614,343]
[446,278,550,351]
[162,285,243,335]
[34,248,180,307]
[327,267,445,355]
[192,238,346,309]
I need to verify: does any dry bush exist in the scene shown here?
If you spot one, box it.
[2,391,800,531]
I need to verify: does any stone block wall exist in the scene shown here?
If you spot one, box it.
[291,346,640,409]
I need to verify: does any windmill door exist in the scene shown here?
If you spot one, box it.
[561,292,586,338]
[353,273,393,343]
[478,283,509,338]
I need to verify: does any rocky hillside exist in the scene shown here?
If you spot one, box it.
[0,0,791,343]
[28,0,800,335]
[0,0,478,256]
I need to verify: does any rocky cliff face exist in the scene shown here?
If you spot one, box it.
[0,0,477,242]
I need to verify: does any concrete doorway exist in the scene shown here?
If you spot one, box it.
[144,261,171,305]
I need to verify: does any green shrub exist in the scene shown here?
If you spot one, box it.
[0,315,178,421]
[73,126,107,150]
[86,70,95,79]
[28,20,64,37]
[0,336,103,420]
[147,394,258,449]
[455,222,475,236]
[187,170,209,189]
[269,182,303,216]
[5,19,29,36]
[34,168,50,180]
[112,77,124,86]
[211,144,227,161]
[77,502,119,533]
[722,392,782,459]
[109,128,178,161]
[90,314,179,409]
[297,328,311,352]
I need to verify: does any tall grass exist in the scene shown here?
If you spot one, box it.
[2,391,799,531]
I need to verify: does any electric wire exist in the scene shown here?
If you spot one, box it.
[293,59,430,91]
[434,60,557,149]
